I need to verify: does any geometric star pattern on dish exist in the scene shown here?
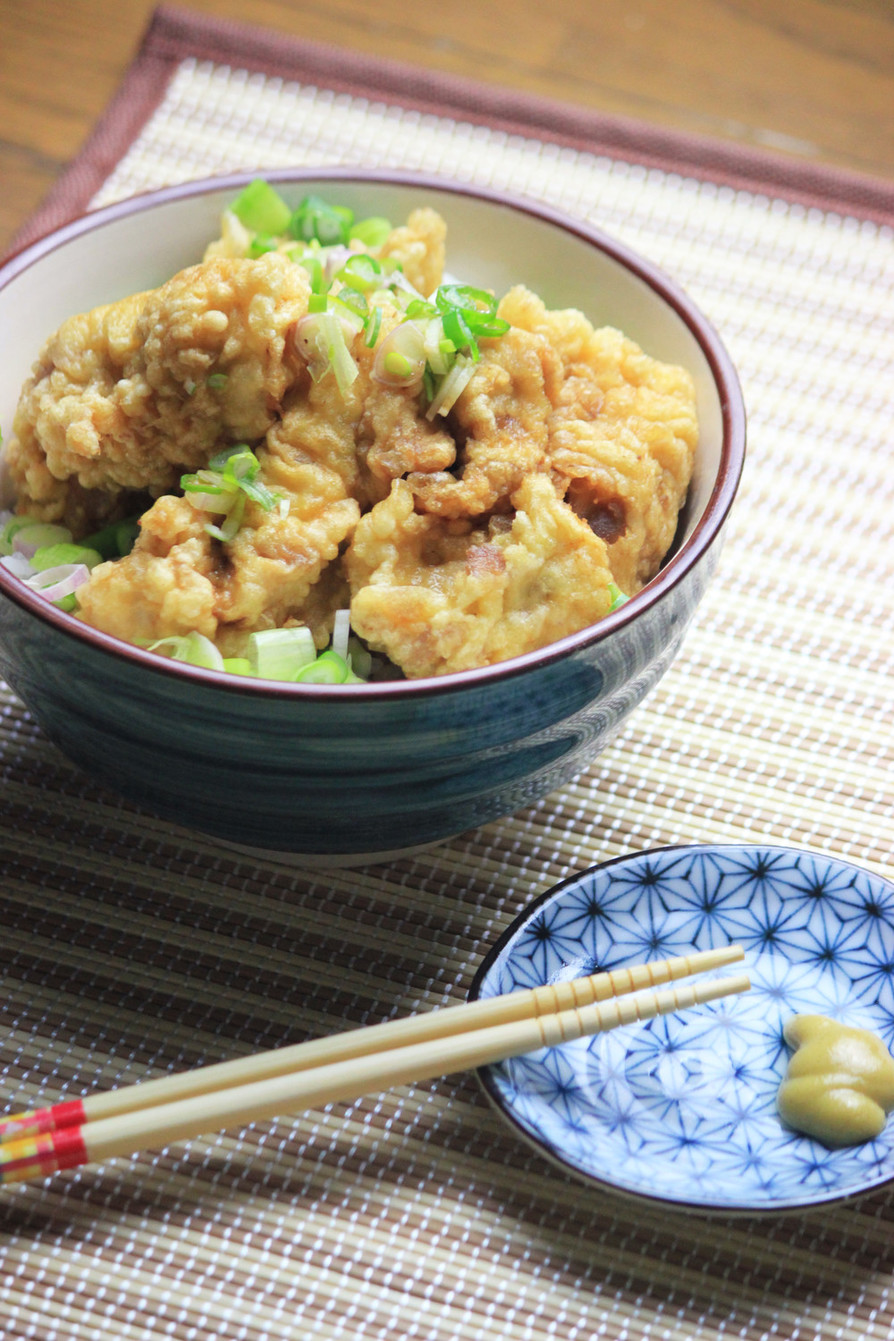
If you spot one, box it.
[471,844,894,1212]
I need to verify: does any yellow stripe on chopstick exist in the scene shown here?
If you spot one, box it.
[0,944,744,1146]
[0,954,750,1186]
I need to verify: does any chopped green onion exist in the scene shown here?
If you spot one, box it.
[300,311,360,396]
[436,283,498,319]
[300,253,326,295]
[607,583,628,612]
[329,290,368,331]
[362,305,382,347]
[348,216,392,248]
[205,492,246,542]
[82,515,141,559]
[231,179,293,235]
[248,234,280,257]
[336,253,382,293]
[181,474,237,513]
[238,477,281,511]
[347,637,373,680]
[0,514,40,553]
[441,307,480,361]
[384,350,416,379]
[208,445,257,476]
[31,543,103,572]
[425,354,476,419]
[331,608,351,661]
[289,195,354,247]
[222,657,253,676]
[405,298,438,320]
[9,522,72,552]
[207,373,228,389]
[147,631,225,671]
[248,626,317,680]
[293,650,353,683]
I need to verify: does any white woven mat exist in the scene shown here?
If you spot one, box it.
[1,13,893,1341]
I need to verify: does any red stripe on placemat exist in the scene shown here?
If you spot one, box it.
[7,1,894,260]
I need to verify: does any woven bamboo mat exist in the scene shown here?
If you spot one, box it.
[2,6,893,1338]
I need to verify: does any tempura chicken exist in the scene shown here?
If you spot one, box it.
[7,252,310,533]
[5,190,699,679]
[346,474,619,677]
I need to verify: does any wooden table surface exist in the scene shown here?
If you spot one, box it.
[2,0,893,256]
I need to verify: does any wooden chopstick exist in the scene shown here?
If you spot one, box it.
[0,944,744,1146]
[0,957,749,1186]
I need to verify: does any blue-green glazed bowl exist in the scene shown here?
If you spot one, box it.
[0,172,745,861]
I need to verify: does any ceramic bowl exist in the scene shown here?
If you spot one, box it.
[0,170,745,861]
[471,844,894,1214]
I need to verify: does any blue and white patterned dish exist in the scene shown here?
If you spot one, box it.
[470,844,894,1214]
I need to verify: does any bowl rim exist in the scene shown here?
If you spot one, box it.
[0,167,747,698]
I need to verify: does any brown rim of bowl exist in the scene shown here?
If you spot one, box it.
[0,167,747,699]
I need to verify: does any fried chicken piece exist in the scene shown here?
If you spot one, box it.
[501,285,698,593]
[406,325,560,520]
[345,475,617,677]
[376,207,447,297]
[285,301,459,506]
[76,417,360,650]
[76,494,220,644]
[358,382,458,502]
[7,253,310,531]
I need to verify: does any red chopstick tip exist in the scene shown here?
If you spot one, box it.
[52,1126,89,1172]
[0,1098,86,1142]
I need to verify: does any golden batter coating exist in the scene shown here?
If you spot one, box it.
[345,474,617,677]
[77,416,360,649]
[7,205,699,679]
[7,253,310,527]
[501,285,699,592]
[406,325,560,520]
[375,207,447,298]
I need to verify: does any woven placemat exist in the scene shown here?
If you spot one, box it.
[2,7,893,1339]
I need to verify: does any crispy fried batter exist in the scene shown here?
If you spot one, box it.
[10,207,699,679]
[501,285,698,592]
[376,207,446,297]
[407,326,560,519]
[7,253,310,529]
[346,475,617,677]
[77,416,360,649]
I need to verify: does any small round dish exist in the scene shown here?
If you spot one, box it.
[470,844,894,1214]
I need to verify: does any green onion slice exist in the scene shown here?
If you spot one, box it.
[147,631,225,671]
[248,626,317,680]
[336,253,382,293]
[9,522,72,553]
[31,543,103,572]
[232,179,293,235]
[205,493,246,543]
[331,608,351,661]
[289,195,354,247]
[0,514,41,554]
[248,234,280,257]
[607,583,629,612]
[293,650,352,683]
[348,216,392,248]
[81,516,141,559]
[364,305,383,347]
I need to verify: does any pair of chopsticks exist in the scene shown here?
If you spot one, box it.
[0,944,748,1186]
